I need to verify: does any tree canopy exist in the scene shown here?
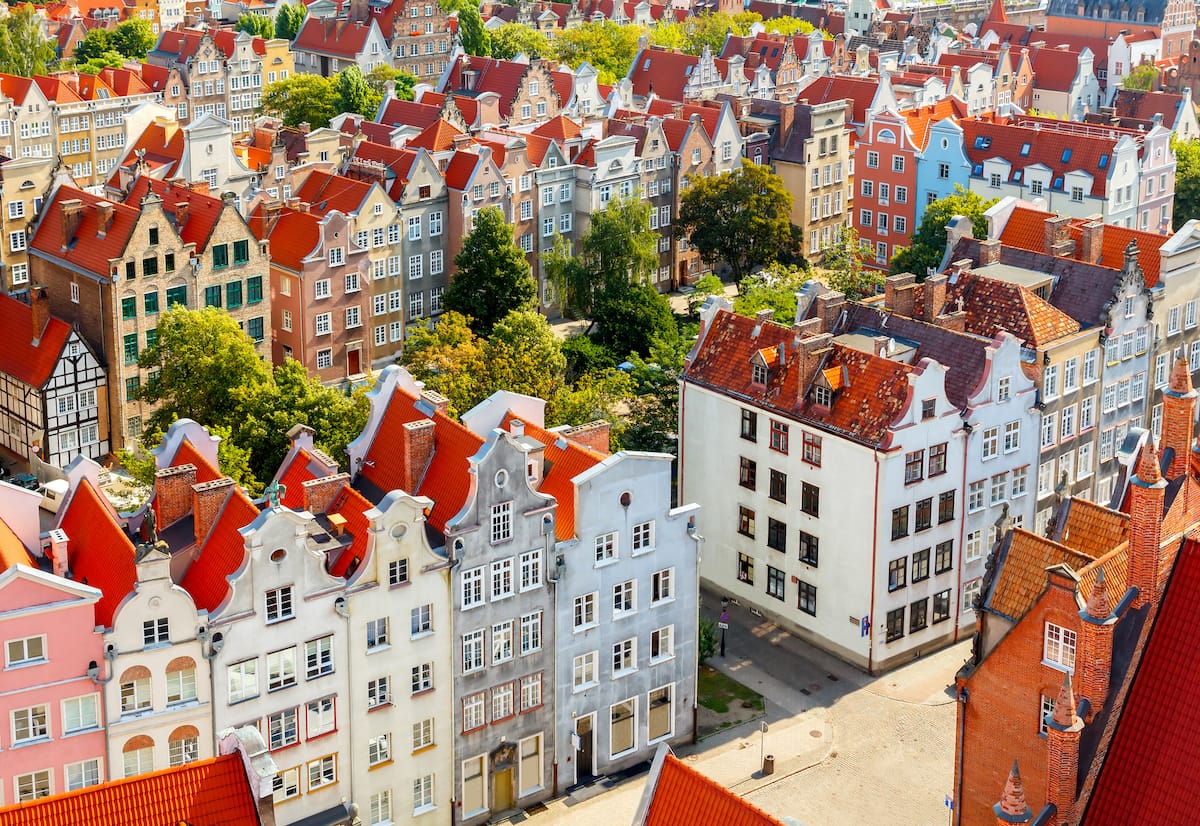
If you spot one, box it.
[821,226,881,300]
[647,12,762,55]
[262,73,337,127]
[889,185,995,278]
[550,20,641,84]
[365,64,417,103]
[0,5,54,77]
[732,264,812,323]
[445,206,537,334]
[441,0,490,55]
[274,2,307,40]
[678,160,795,284]
[764,17,817,36]
[1173,136,1200,232]
[76,18,155,63]
[235,12,276,39]
[332,65,374,118]
[490,23,550,59]
[1123,62,1160,91]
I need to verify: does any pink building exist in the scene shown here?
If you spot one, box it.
[0,527,107,805]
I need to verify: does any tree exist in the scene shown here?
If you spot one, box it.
[678,160,795,285]
[764,17,815,35]
[77,20,156,64]
[733,263,812,323]
[445,207,536,334]
[0,5,56,77]
[576,197,658,312]
[73,27,115,63]
[547,368,631,448]
[698,617,718,661]
[365,64,416,102]
[77,50,125,74]
[1173,136,1200,231]
[261,73,337,127]
[821,226,881,300]
[274,2,307,40]
[333,65,375,118]
[1123,62,1160,91]
[400,312,487,416]
[490,23,550,59]
[481,311,567,404]
[593,280,678,358]
[236,12,276,39]
[441,0,490,56]
[551,21,642,84]
[889,185,996,278]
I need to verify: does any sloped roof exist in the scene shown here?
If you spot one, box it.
[790,74,879,126]
[171,439,222,483]
[94,67,153,97]
[0,295,72,388]
[532,114,582,141]
[443,149,482,190]
[179,487,260,614]
[1109,88,1188,125]
[452,55,534,119]
[293,17,376,59]
[248,204,319,271]
[294,169,372,216]
[902,97,968,150]
[30,187,140,280]
[124,176,226,252]
[275,449,324,510]
[1058,498,1129,560]
[409,118,464,152]
[499,412,602,540]
[59,479,135,630]
[378,96,445,130]
[643,751,786,826]
[0,754,261,826]
[986,528,1094,620]
[628,46,726,102]
[0,518,32,574]
[123,118,185,176]
[326,484,372,577]
[1082,535,1200,824]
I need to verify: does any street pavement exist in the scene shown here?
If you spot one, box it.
[515,586,968,826]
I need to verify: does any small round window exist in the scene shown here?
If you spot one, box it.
[495,469,508,488]
[620,491,632,508]
[941,138,949,150]
[270,548,287,563]
[390,523,408,540]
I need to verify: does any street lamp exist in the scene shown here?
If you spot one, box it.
[719,596,730,658]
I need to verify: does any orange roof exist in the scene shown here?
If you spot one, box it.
[986,529,1093,620]
[408,118,464,152]
[30,187,141,280]
[377,96,445,130]
[275,449,323,509]
[443,149,482,191]
[532,114,582,141]
[1058,498,1128,560]
[180,487,260,614]
[643,752,786,826]
[294,169,372,216]
[247,204,319,271]
[59,479,135,629]
[0,295,72,388]
[0,753,261,826]
[0,517,32,574]
[327,484,372,577]
[902,97,968,150]
[124,177,226,252]
[171,439,222,483]
[914,270,1081,349]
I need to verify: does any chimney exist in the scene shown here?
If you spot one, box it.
[992,761,1033,826]
[30,286,50,341]
[155,463,198,528]
[813,289,846,332]
[400,419,436,494]
[1079,219,1103,264]
[60,198,84,248]
[564,420,611,455]
[884,272,917,317]
[977,238,1002,266]
[419,389,450,417]
[509,418,525,439]
[47,528,69,579]
[299,121,311,134]
[1077,567,1115,718]
[798,332,833,400]
[95,201,114,236]
[174,201,191,227]
[1043,215,1073,257]
[1161,357,1197,478]
[287,423,316,454]
[1127,440,1166,608]
[192,478,234,545]
[302,473,351,516]
[187,180,210,196]
[923,273,948,323]
[778,100,795,142]
[1044,672,1084,823]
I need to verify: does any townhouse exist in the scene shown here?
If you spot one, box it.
[438,54,565,128]
[291,17,391,77]
[0,154,60,292]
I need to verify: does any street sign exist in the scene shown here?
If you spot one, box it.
[861,615,870,637]
[945,794,954,809]
[718,622,729,630]
[720,611,729,623]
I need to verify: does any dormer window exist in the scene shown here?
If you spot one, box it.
[752,363,768,385]
[813,385,832,407]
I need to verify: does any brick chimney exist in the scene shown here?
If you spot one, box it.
[923,273,948,323]
[30,286,50,342]
[419,389,450,417]
[47,529,69,579]
[1044,672,1083,824]
[302,473,350,516]
[1077,567,1115,718]
[1127,440,1166,608]
[992,760,1033,825]
[192,478,234,545]
[155,463,198,528]
[1042,214,1073,257]
[1161,357,1197,478]
[1078,219,1103,264]
[813,289,846,333]
[60,198,84,248]
[564,420,611,455]
[174,201,191,227]
[977,238,1002,266]
[95,201,114,236]
[884,273,917,317]
[797,332,833,402]
[400,419,436,493]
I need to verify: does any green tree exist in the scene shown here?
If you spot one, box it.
[77,50,125,74]
[542,232,588,317]
[490,23,550,59]
[576,197,658,312]
[441,0,490,56]
[733,263,811,323]
[110,19,156,59]
[681,11,761,55]
[889,185,996,278]
[551,20,642,83]
[274,2,307,40]
[365,64,417,102]
[688,273,726,315]
[821,226,881,300]
[678,159,795,285]
[561,333,617,381]
[698,617,718,661]
[764,16,815,35]
[333,65,375,118]
[0,5,56,77]
[1123,62,1160,91]
[236,12,276,39]
[547,368,632,448]
[400,311,487,416]
[481,311,567,403]
[135,306,273,436]
[593,280,677,358]
[1173,136,1200,231]
[261,73,337,127]
[73,27,114,63]
[445,207,536,334]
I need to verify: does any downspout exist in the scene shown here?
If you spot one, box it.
[867,449,881,674]
[334,594,353,812]
[689,524,704,745]
[953,421,969,642]
[955,687,968,826]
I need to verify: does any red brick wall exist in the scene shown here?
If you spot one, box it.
[156,463,198,527]
[193,478,234,544]
[401,419,436,493]
[1128,481,1164,608]
[303,473,350,516]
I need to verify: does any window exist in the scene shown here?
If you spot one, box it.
[1042,413,1056,448]
[891,506,909,540]
[411,662,433,693]
[266,587,293,622]
[765,517,787,552]
[613,579,636,617]
[462,629,484,672]
[801,482,819,516]
[738,506,756,538]
[491,558,515,599]
[212,243,229,269]
[766,565,786,600]
[367,617,390,650]
[15,770,50,802]
[740,409,757,441]
[888,557,907,591]
[934,540,953,574]
[905,450,924,483]
[937,490,955,524]
[1002,421,1021,454]
[1083,349,1098,384]
[412,718,434,752]
[1043,623,1077,671]
[491,621,514,664]
[520,549,542,590]
[886,607,905,642]
[982,427,999,459]
[738,456,757,489]
[929,443,947,476]
[991,473,1007,505]
[769,420,789,453]
[1012,467,1029,498]
[491,501,512,544]
[520,611,542,655]
[13,705,48,742]
[610,699,636,757]
[912,548,930,583]
[65,759,100,791]
[737,553,755,584]
[368,677,391,708]
[6,635,45,666]
[462,566,483,608]
[915,498,932,532]
[388,559,409,586]
[573,651,598,689]
[910,598,929,632]
[328,247,344,267]
[411,603,433,637]
[308,755,336,791]
[61,694,99,734]
[803,431,822,465]
[612,638,636,676]
[227,659,258,703]
[574,592,598,629]
[267,647,297,691]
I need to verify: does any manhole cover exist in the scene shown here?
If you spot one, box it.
[799,688,811,695]
[809,730,821,738]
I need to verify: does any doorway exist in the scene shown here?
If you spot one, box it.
[347,347,361,376]
[575,713,595,784]
[492,766,514,812]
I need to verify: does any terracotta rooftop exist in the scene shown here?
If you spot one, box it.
[0,295,72,388]
[179,486,260,614]
[0,517,32,574]
[247,204,319,272]
[985,528,1095,620]
[408,118,465,152]
[292,17,377,59]
[123,176,226,252]
[30,186,141,280]
[641,751,786,826]
[58,478,136,630]
[1057,498,1129,560]
[377,96,445,130]
[0,753,261,826]
[294,169,372,216]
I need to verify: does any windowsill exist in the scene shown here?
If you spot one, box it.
[367,702,393,713]
[411,631,433,641]
[389,581,412,590]
[307,729,337,743]
[649,654,675,666]
[612,668,638,680]
[631,547,655,557]
[269,741,301,755]
[413,804,437,817]
[573,682,598,694]
[367,644,392,655]
[412,743,436,756]
[307,670,335,681]
[491,593,514,602]
[4,660,47,671]
[369,759,394,771]
[613,611,636,622]
[412,687,435,698]
[1041,659,1074,674]
[265,616,295,626]
[574,623,598,634]
[11,737,51,749]
[268,683,298,694]
[594,558,618,570]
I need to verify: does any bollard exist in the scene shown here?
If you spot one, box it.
[762,754,775,776]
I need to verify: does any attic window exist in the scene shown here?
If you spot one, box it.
[1013,170,1023,182]
[752,363,768,385]
[1052,176,1064,190]
[812,385,832,407]
[1098,154,1109,169]
[973,136,992,149]
[1061,148,1072,162]
[1019,142,1031,156]
[972,163,984,176]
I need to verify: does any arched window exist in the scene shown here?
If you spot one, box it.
[166,657,197,705]
[168,725,200,767]
[119,666,151,714]
[122,735,154,777]
[877,129,897,144]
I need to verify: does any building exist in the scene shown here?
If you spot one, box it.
[291,18,391,77]
[632,744,787,826]
[0,155,64,293]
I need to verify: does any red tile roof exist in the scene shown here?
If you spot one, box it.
[378,97,445,130]
[180,487,260,614]
[1083,535,1200,824]
[628,46,726,102]
[0,295,71,388]
[1109,88,1188,125]
[409,118,464,151]
[0,753,261,826]
[787,74,879,126]
[294,169,372,216]
[443,149,482,191]
[33,76,82,104]
[274,449,323,509]
[0,74,33,106]
[532,114,582,141]
[1025,45,1091,93]
[643,752,786,826]
[0,518,33,574]
[902,97,968,150]
[499,412,603,539]
[360,386,484,532]
[94,67,154,97]
[327,484,372,577]
[30,187,141,280]
[170,439,222,483]
[122,118,185,176]
[252,205,319,271]
[123,176,225,252]
[450,55,531,119]
[59,479,135,630]
[293,17,377,59]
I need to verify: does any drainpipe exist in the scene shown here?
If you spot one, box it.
[954,420,970,642]
[199,623,222,774]
[867,450,881,674]
[955,687,968,826]
[688,522,704,745]
[334,594,353,811]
